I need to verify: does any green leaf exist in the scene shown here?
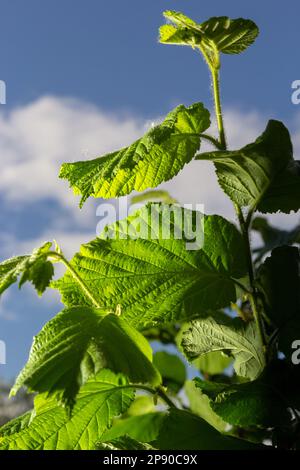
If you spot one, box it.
[194,359,295,428]
[181,312,265,380]
[192,351,232,376]
[184,380,227,432]
[53,204,247,328]
[194,379,284,427]
[199,16,259,55]
[256,246,300,359]
[60,103,210,206]
[0,242,54,296]
[12,307,161,405]
[160,11,259,69]
[100,412,166,444]
[176,323,232,375]
[197,120,300,214]
[154,409,264,450]
[153,351,186,393]
[252,216,300,263]
[0,370,134,450]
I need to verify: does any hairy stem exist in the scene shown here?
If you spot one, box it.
[48,251,102,308]
[211,68,227,150]
[199,133,224,150]
[210,66,267,351]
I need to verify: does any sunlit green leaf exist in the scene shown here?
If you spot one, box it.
[12,307,161,405]
[60,103,210,206]
[160,11,259,69]
[53,204,247,328]
[0,370,134,450]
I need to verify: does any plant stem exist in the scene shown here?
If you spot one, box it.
[211,68,227,150]
[249,293,266,350]
[245,206,255,230]
[48,251,102,308]
[210,65,267,351]
[239,211,255,287]
[122,384,176,409]
[235,203,246,230]
[199,133,223,150]
[238,210,267,348]
[156,385,177,409]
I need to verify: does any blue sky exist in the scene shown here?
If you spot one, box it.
[1,0,300,119]
[0,0,300,380]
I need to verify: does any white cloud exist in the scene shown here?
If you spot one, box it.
[0,96,146,227]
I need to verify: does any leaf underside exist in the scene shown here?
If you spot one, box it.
[182,311,265,380]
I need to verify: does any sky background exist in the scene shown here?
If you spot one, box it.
[0,0,300,380]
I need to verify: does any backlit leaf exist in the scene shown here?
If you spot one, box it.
[182,312,265,380]
[0,370,134,450]
[160,11,259,69]
[60,103,210,206]
[12,307,161,405]
[53,204,247,328]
